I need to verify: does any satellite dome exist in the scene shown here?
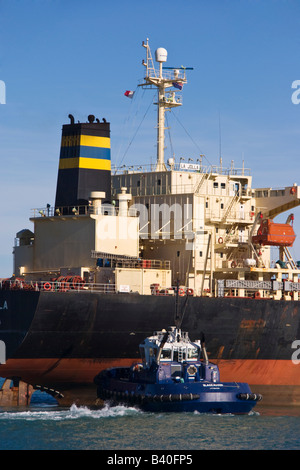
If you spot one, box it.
[155,47,168,62]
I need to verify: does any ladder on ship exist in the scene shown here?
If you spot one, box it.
[222,194,239,222]
[283,246,297,269]
[200,233,212,295]
[194,172,210,194]
[178,348,184,362]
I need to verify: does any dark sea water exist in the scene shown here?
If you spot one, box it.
[1,391,300,452]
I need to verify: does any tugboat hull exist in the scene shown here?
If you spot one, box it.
[96,374,260,414]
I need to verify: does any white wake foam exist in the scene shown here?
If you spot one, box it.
[0,403,141,421]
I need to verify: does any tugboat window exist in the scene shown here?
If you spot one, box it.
[187,347,199,359]
[140,347,145,361]
[161,348,172,359]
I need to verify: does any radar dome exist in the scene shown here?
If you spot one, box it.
[155,47,167,62]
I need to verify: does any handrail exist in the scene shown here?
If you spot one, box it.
[112,162,251,176]
[0,279,194,296]
[30,204,138,218]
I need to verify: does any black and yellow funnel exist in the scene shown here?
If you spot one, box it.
[55,114,111,210]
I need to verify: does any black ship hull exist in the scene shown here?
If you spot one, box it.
[1,290,300,407]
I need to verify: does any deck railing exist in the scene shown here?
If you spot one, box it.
[0,279,193,296]
[31,204,138,219]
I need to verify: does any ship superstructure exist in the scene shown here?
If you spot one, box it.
[112,39,300,301]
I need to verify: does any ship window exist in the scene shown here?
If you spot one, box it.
[137,180,140,187]
[171,365,182,378]
[221,183,226,189]
[161,348,172,359]
[221,203,224,209]
[199,251,203,257]
[187,347,199,359]
[213,182,218,188]
[205,202,208,208]
[140,347,145,361]
[157,179,161,185]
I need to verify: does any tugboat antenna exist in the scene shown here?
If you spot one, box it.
[175,279,180,327]
[174,279,190,329]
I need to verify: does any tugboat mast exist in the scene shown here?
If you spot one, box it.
[141,38,192,171]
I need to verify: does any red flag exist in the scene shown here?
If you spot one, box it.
[124,90,134,98]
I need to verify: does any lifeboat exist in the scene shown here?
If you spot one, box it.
[252,218,296,247]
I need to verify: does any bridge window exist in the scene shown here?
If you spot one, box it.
[161,348,172,359]
[187,347,199,359]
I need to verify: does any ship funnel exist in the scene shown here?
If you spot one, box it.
[55,115,111,212]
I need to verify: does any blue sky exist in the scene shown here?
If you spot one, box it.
[1,0,300,277]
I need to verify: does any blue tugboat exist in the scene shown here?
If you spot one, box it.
[94,326,262,414]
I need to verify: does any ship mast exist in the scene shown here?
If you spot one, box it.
[140,39,192,172]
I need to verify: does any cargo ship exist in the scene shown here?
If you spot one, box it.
[1,39,300,408]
